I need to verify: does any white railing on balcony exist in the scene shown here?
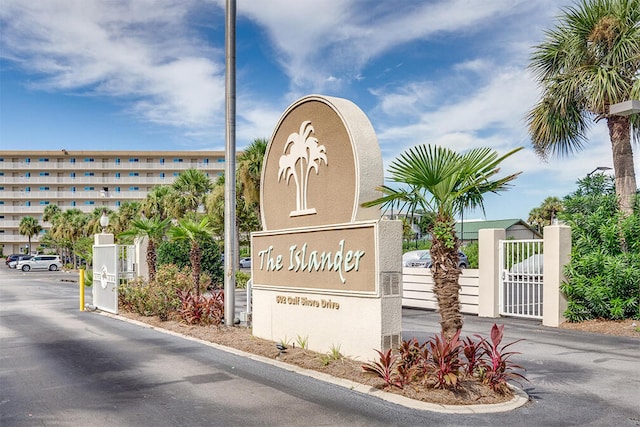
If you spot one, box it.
[0,161,224,171]
[1,190,148,199]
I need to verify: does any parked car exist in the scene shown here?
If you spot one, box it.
[402,250,429,267]
[16,255,62,272]
[5,254,25,267]
[509,254,543,275]
[239,257,251,268]
[9,255,33,269]
[407,250,469,269]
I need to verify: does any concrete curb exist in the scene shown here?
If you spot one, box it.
[97,311,530,414]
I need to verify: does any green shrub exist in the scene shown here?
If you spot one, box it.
[461,242,478,268]
[157,238,223,286]
[118,264,210,320]
[559,175,640,321]
[235,271,251,289]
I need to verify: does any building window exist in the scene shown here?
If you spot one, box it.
[218,158,225,162]
[25,187,30,192]
[84,187,95,191]
[84,172,95,177]
[129,172,139,177]
[115,173,121,179]
[70,172,75,178]
[70,158,76,163]
[115,158,121,164]
[174,172,179,176]
[39,172,50,176]
[129,186,139,191]
[115,187,120,192]
[71,187,76,192]
[0,201,4,205]
[71,201,76,206]
[0,187,3,190]
[160,172,165,179]
[39,201,50,205]
[84,158,95,162]
[39,187,50,191]
[39,158,49,162]
[0,172,4,176]
[0,158,3,162]
[25,158,31,163]
[129,158,139,162]
[84,201,95,205]
[173,158,184,162]
[25,172,31,178]
[25,201,30,206]
[203,159,209,164]
[159,158,165,164]
[115,201,121,207]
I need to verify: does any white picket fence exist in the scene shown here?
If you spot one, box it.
[402,268,480,314]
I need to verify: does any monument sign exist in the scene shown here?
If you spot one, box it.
[252,95,402,360]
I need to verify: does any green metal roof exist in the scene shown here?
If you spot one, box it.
[454,219,541,240]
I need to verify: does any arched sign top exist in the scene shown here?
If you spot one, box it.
[261,95,383,231]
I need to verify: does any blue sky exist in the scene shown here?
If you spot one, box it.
[1,0,637,221]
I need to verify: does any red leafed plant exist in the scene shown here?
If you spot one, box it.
[479,323,527,394]
[425,330,463,389]
[361,348,404,389]
[176,289,224,326]
[462,336,485,377]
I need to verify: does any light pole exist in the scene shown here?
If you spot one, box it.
[587,166,612,177]
[609,100,640,116]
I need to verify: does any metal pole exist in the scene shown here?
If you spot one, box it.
[223,0,237,326]
[79,268,85,311]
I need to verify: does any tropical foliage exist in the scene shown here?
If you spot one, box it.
[559,174,640,320]
[528,197,564,233]
[18,216,42,254]
[528,0,640,216]
[119,217,171,282]
[361,324,527,395]
[363,144,523,338]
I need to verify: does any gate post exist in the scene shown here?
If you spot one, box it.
[478,228,505,317]
[542,225,571,327]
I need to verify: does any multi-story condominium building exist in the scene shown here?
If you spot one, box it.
[0,150,226,256]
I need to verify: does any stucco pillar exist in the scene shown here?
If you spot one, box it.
[135,236,149,280]
[543,225,571,327]
[478,228,505,317]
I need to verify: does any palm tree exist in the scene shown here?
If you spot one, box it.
[363,145,523,338]
[172,169,213,215]
[86,207,113,235]
[109,201,141,236]
[527,0,640,216]
[237,138,268,221]
[120,217,171,282]
[167,217,214,297]
[141,185,176,221]
[19,216,42,254]
[42,204,61,223]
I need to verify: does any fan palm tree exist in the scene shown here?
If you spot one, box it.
[527,0,640,216]
[19,216,42,254]
[120,217,171,282]
[141,185,176,221]
[237,138,268,220]
[167,217,214,297]
[363,145,523,338]
[172,169,213,216]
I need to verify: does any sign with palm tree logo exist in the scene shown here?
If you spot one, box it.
[251,94,403,361]
[278,120,327,216]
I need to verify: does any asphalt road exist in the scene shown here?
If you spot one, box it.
[1,267,639,426]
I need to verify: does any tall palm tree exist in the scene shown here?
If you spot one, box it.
[109,201,141,236]
[86,207,114,235]
[167,217,214,297]
[528,0,640,216]
[172,169,213,216]
[42,204,61,223]
[237,138,268,221]
[141,185,176,221]
[19,216,42,254]
[364,145,523,338]
[120,217,171,282]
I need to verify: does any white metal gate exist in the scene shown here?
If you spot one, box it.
[499,239,543,319]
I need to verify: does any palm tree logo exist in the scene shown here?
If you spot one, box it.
[278,120,328,217]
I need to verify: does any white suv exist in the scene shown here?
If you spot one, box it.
[17,255,62,272]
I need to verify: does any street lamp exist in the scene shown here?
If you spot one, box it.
[609,100,640,116]
[99,211,110,233]
[587,166,612,177]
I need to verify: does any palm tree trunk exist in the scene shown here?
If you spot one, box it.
[608,116,637,217]
[147,240,156,282]
[430,220,463,339]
